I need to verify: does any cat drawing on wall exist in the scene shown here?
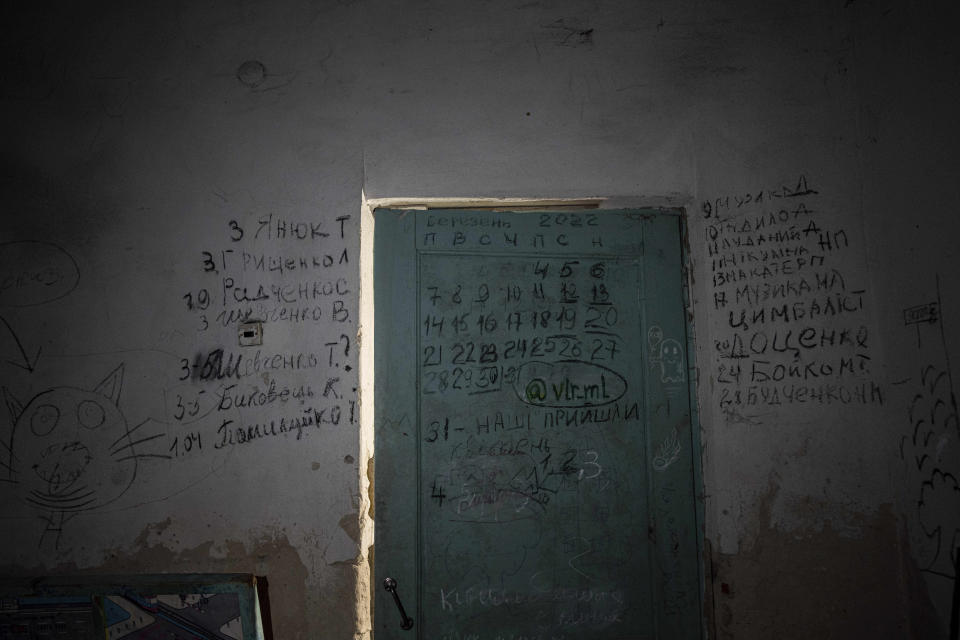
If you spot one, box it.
[2,364,166,548]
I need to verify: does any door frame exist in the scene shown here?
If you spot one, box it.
[357,193,707,639]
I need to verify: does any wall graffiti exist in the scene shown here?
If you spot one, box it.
[901,364,959,577]
[2,364,169,548]
[898,276,960,630]
[652,428,682,473]
[0,240,172,549]
[167,214,357,461]
[0,210,359,551]
[703,175,883,420]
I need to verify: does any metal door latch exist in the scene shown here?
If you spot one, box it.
[383,577,414,630]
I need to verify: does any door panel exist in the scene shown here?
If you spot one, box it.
[374,209,701,640]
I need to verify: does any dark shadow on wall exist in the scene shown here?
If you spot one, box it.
[712,483,942,640]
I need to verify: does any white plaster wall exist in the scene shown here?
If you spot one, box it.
[1,1,956,638]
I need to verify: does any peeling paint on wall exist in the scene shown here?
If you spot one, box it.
[710,483,938,639]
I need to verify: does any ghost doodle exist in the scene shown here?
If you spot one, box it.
[659,339,685,384]
[647,326,664,355]
[2,364,167,548]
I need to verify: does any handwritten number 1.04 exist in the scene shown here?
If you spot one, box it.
[169,432,202,457]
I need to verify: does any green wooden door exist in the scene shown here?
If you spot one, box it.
[374,209,702,640]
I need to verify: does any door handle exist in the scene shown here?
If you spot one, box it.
[383,577,414,630]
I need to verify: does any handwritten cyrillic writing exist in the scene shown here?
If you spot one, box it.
[169,212,356,458]
[705,176,882,416]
